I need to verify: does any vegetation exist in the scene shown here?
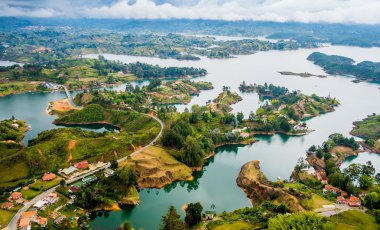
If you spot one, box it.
[0,118,28,142]
[351,114,380,152]
[209,87,242,114]
[185,202,203,227]
[308,52,380,83]
[240,83,339,134]
[268,212,330,230]
[160,206,187,230]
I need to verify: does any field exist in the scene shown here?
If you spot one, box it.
[0,161,29,188]
[212,221,252,230]
[0,209,17,228]
[351,114,380,140]
[0,81,39,96]
[329,210,378,230]
[126,146,193,188]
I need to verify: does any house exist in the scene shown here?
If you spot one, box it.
[104,168,114,177]
[42,172,57,181]
[0,202,14,209]
[315,170,328,184]
[49,211,59,219]
[240,132,250,139]
[337,196,348,204]
[347,196,361,207]
[74,160,89,169]
[19,218,31,229]
[82,175,97,185]
[35,217,48,227]
[61,166,77,175]
[10,192,22,201]
[21,211,37,220]
[34,200,47,209]
[323,185,341,195]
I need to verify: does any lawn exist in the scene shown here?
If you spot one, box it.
[212,221,252,230]
[29,177,62,191]
[0,161,29,188]
[329,210,378,230]
[21,188,41,200]
[0,209,17,228]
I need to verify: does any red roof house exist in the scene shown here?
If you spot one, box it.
[42,172,57,181]
[10,192,22,201]
[1,202,14,209]
[347,196,361,207]
[336,196,348,204]
[74,160,89,169]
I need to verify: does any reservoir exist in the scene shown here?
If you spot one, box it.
[1,44,379,229]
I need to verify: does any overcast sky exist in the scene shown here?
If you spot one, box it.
[1,0,380,24]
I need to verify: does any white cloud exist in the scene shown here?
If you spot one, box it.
[1,0,380,24]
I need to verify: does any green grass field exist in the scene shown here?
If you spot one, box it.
[0,161,29,188]
[329,210,378,230]
[0,208,17,228]
[212,221,252,230]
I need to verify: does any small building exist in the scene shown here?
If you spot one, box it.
[82,175,97,185]
[0,202,14,209]
[74,160,89,170]
[21,211,37,220]
[10,192,22,201]
[61,166,77,175]
[337,196,348,204]
[42,172,57,181]
[36,217,48,227]
[19,218,31,229]
[240,132,250,139]
[347,196,361,207]
[104,168,114,177]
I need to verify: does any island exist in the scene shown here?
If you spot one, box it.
[350,114,380,153]
[0,58,207,96]
[239,82,339,135]
[307,52,380,83]
[278,71,327,78]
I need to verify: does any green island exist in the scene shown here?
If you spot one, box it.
[0,118,29,144]
[307,52,380,83]
[0,31,319,64]
[350,114,380,153]
[0,58,207,96]
[208,87,243,113]
[239,82,339,135]
[278,71,327,78]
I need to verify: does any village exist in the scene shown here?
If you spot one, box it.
[0,159,114,229]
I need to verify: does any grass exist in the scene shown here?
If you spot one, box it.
[351,114,380,140]
[212,221,252,230]
[311,194,333,209]
[126,146,193,188]
[0,209,17,228]
[21,188,41,200]
[329,210,378,230]
[29,177,62,191]
[0,161,29,188]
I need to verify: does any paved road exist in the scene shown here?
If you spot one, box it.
[4,112,164,230]
[315,204,365,217]
[118,111,165,162]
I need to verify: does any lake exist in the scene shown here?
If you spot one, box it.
[1,44,380,229]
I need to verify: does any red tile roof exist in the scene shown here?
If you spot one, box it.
[10,192,22,200]
[0,202,14,209]
[42,172,57,181]
[74,160,89,169]
[21,211,36,219]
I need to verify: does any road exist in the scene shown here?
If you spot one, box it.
[4,112,164,230]
[315,204,365,217]
[117,110,165,162]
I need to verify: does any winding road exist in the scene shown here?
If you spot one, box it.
[4,111,164,230]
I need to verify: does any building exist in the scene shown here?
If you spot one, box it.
[0,202,14,209]
[347,196,361,207]
[240,132,250,139]
[19,218,31,230]
[82,175,97,185]
[19,211,37,229]
[35,217,48,227]
[323,185,341,195]
[42,172,57,181]
[74,160,89,169]
[105,168,114,177]
[61,166,77,175]
[21,211,37,220]
[337,196,348,204]
[10,192,22,201]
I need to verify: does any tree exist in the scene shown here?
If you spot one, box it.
[236,112,244,124]
[268,212,330,230]
[343,163,362,182]
[160,206,187,230]
[362,161,375,176]
[359,175,374,190]
[249,111,255,121]
[117,221,132,230]
[60,179,66,186]
[181,136,203,167]
[185,202,203,227]
[110,159,118,169]
[375,173,380,185]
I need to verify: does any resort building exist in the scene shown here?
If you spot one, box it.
[9,192,22,201]
[19,211,37,230]
[42,172,57,181]
[61,166,77,175]
[0,202,14,209]
[336,196,348,204]
[74,160,89,170]
[347,196,361,207]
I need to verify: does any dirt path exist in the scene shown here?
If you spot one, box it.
[67,140,77,162]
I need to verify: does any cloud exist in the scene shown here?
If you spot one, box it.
[1,0,380,24]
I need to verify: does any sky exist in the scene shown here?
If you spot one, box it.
[1,0,380,24]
